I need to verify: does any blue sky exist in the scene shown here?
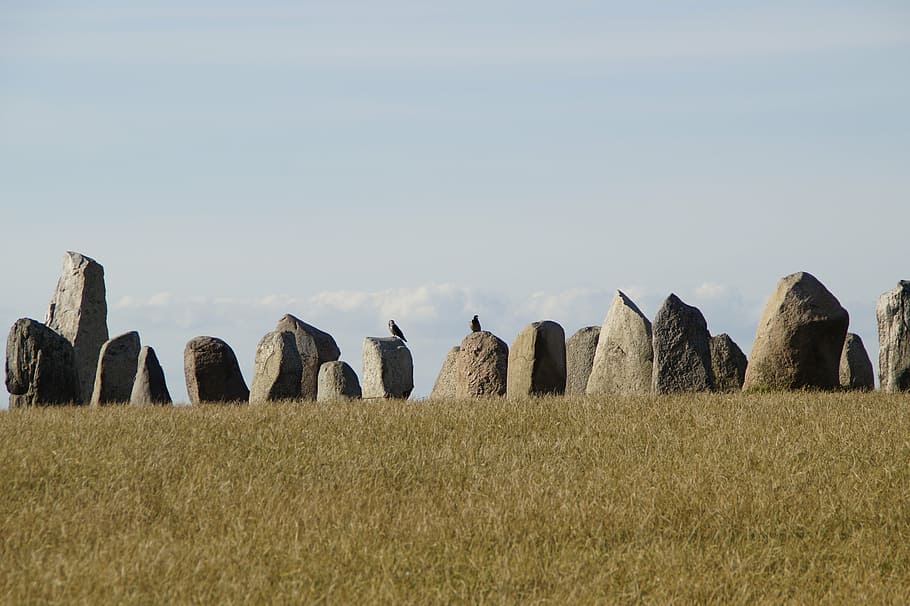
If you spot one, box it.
[2,1,908,401]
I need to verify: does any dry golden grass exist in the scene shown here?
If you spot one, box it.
[2,392,910,604]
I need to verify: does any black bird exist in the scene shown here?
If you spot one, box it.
[470,315,481,332]
[388,319,407,342]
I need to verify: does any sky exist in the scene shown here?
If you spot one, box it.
[1,1,909,403]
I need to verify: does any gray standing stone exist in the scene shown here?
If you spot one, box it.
[876,280,910,392]
[743,272,849,391]
[652,294,713,394]
[130,346,172,405]
[455,331,509,398]
[429,346,460,399]
[90,331,141,405]
[250,331,303,403]
[275,314,337,399]
[317,361,362,401]
[587,291,653,395]
[839,333,874,391]
[709,334,748,393]
[362,337,413,399]
[5,318,80,407]
[507,321,566,397]
[565,327,600,396]
[45,251,109,403]
[184,336,250,404]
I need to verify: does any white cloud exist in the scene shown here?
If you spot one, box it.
[694,282,729,301]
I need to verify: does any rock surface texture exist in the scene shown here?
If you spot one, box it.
[430,346,461,399]
[876,280,910,392]
[455,331,509,398]
[507,321,566,397]
[652,294,714,394]
[90,331,141,405]
[743,272,849,391]
[250,331,303,403]
[839,333,874,390]
[587,291,653,395]
[565,327,600,395]
[709,334,748,393]
[45,251,109,403]
[361,337,413,399]
[5,318,80,407]
[275,314,337,399]
[184,336,250,403]
[130,346,172,405]
[317,361,362,401]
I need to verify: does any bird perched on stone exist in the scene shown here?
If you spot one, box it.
[470,315,481,332]
[388,320,407,342]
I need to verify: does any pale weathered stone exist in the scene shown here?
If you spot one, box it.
[876,280,910,392]
[455,331,509,398]
[5,318,80,407]
[45,251,108,403]
[184,336,250,404]
[362,337,413,399]
[710,334,748,393]
[565,327,599,395]
[275,314,335,399]
[90,331,141,405]
[317,361,362,401]
[587,291,653,395]
[507,321,566,397]
[130,346,172,405]
[839,333,874,390]
[652,294,713,394]
[743,272,848,391]
[250,331,303,403]
[429,346,460,399]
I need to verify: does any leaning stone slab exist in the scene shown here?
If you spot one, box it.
[652,294,713,394]
[587,291,653,395]
[565,327,600,395]
[45,251,108,403]
[184,336,250,404]
[90,331,141,405]
[362,337,413,399]
[876,280,910,392]
[275,314,336,399]
[250,331,303,403]
[839,333,874,390]
[130,346,172,405]
[507,320,566,397]
[317,361,362,401]
[6,318,80,407]
[429,346,460,399]
[743,272,848,391]
[709,334,748,393]
[455,331,509,398]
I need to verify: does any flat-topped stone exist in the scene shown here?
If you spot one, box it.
[362,337,413,399]
[507,320,566,397]
[876,280,910,392]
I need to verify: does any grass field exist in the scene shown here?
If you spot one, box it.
[2,393,910,604]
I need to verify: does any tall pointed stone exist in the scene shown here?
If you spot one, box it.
[45,252,108,403]
[507,321,566,397]
[275,314,338,399]
[565,327,599,396]
[130,346,172,405]
[839,333,874,390]
[184,336,249,404]
[429,346,460,399]
[587,291,653,395]
[90,331,141,405]
[876,280,910,392]
[652,294,713,394]
[250,330,303,403]
[6,318,80,407]
[709,334,748,393]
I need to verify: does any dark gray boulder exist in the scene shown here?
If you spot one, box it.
[839,333,874,390]
[507,320,566,397]
[709,334,748,393]
[275,314,338,400]
[90,331,141,405]
[5,318,80,407]
[129,346,172,405]
[455,331,509,398]
[361,337,413,399]
[876,281,910,391]
[317,361,362,401]
[652,294,713,394]
[184,336,250,404]
[565,327,600,396]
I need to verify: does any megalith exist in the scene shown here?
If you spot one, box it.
[507,320,566,397]
[455,331,509,398]
[5,318,80,407]
[184,336,250,403]
[250,331,303,403]
[317,361,362,401]
[90,331,141,405]
[429,346,460,399]
[743,272,848,391]
[587,291,653,395]
[362,337,413,399]
[130,346,172,405]
[275,314,337,399]
[45,251,108,403]
[652,294,713,394]
[709,334,748,393]
[839,333,874,390]
[565,327,600,395]
[876,280,910,391]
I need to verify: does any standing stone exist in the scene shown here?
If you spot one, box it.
[839,333,874,390]
[455,331,509,398]
[362,337,413,399]
[90,331,141,405]
[876,280,910,392]
[507,321,566,397]
[709,334,748,393]
[276,314,338,399]
[250,331,303,403]
[5,318,80,407]
[317,361,362,401]
[743,272,849,391]
[184,336,250,404]
[130,346,172,405]
[565,327,600,395]
[652,294,713,394]
[587,291,653,395]
[45,251,108,403]
[429,346,460,399]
